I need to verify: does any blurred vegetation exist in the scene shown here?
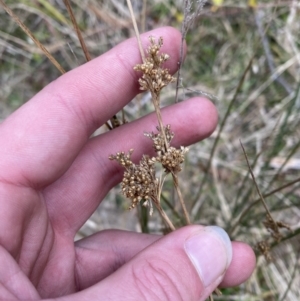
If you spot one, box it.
[0,0,299,300]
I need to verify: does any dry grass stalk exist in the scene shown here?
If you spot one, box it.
[0,0,65,74]
[126,0,145,62]
[63,0,91,61]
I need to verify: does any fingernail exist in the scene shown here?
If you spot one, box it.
[184,226,232,287]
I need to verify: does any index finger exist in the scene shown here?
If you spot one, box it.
[0,27,184,186]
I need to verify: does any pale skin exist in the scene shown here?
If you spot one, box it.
[0,27,256,300]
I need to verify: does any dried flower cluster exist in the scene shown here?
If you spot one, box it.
[109,36,189,229]
[110,123,188,216]
[134,36,175,95]
[255,214,292,261]
[144,124,174,153]
[263,214,291,242]
[256,240,272,262]
[145,125,188,174]
[109,150,159,211]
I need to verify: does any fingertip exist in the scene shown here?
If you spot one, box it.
[219,241,256,287]
[186,97,218,138]
[168,97,218,147]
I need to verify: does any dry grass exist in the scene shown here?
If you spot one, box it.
[0,0,300,300]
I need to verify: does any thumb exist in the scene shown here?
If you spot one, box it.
[67,225,232,301]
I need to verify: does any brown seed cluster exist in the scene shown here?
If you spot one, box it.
[109,125,188,210]
[145,125,188,173]
[156,146,188,173]
[263,214,291,242]
[255,215,292,261]
[144,124,174,153]
[256,240,272,262]
[109,150,158,209]
[134,36,175,93]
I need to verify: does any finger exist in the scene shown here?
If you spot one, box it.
[0,246,40,300]
[74,228,255,291]
[44,97,218,232]
[74,230,159,290]
[61,226,233,301]
[219,241,256,287]
[0,27,183,187]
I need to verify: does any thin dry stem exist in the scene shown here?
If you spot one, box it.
[126,0,145,62]
[240,141,276,222]
[63,0,91,61]
[152,94,169,151]
[154,201,176,231]
[172,172,191,225]
[0,0,65,74]
[141,0,147,32]
[154,176,176,230]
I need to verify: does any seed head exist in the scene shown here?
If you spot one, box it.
[110,150,159,210]
[145,125,188,173]
[134,36,175,93]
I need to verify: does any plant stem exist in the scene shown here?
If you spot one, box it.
[240,141,278,227]
[126,0,145,63]
[154,202,176,231]
[152,93,169,151]
[172,172,191,225]
[63,0,91,61]
[161,193,186,225]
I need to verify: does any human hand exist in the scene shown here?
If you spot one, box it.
[0,27,255,300]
